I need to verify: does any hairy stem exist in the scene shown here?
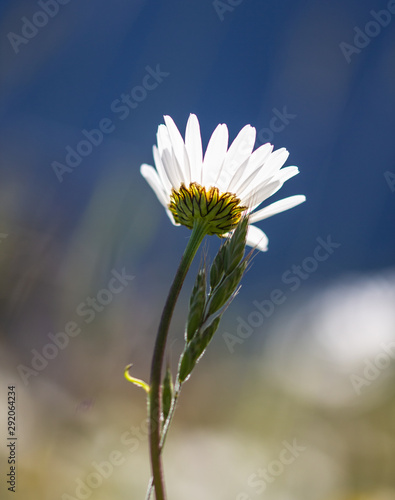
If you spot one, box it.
[145,385,181,500]
[149,221,207,500]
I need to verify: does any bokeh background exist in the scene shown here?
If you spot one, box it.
[1,0,395,499]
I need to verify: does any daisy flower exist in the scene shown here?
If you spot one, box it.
[140,114,306,251]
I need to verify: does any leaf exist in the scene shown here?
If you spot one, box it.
[124,364,150,393]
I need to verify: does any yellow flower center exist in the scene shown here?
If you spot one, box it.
[169,182,246,235]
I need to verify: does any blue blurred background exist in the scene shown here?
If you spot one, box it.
[0,1,395,499]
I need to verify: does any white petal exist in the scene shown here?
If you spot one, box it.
[156,122,186,190]
[232,151,276,199]
[264,147,289,174]
[140,164,169,207]
[202,124,229,187]
[153,145,172,194]
[246,225,268,252]
[225,156,250,193]
[236,148,289,201]
[163,115,185,160]
[219,125,256,182]
[161,149,184,189]
[247,142,274,172]
[241,166,299,209]
[165,207,179,226]
[164,115,191,184]
[230,143,274,193]
[274,166,299,183]
[157,124,172,158]
[247,148,289,189]
[249,195,306,223]
[242,179,282,210]
[185,114,203,184]
[141,163,181,227]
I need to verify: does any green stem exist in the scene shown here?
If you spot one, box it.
[149,221,207,500]
[145,385,181,500]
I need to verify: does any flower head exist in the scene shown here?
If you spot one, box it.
[141,114,306,251]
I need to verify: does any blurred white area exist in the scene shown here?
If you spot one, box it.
[264,270,395,409]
